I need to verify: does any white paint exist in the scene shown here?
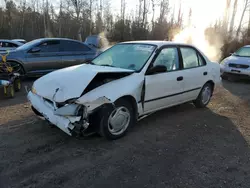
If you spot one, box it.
[33,63,134,103]
[27,92,81,136]
[28,41,221,136]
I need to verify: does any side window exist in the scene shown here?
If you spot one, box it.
[153,47,179,71]
[180,47,199,69]
[61,41,91,52]
[0,42,16,48]
[4,42,17,47]
[37,40,60,52]
[198,53,206,66]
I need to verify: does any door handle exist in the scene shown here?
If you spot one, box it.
[203,72,208,75]
[177,76,183,81]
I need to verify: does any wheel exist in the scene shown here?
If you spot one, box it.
[98,98,135,140]
[193,83,213,108]
[14,78,21,91]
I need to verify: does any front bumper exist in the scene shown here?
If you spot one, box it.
[27,92,81,136]
[220,65,250,78]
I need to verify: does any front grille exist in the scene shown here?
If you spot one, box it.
[228,63,249,69]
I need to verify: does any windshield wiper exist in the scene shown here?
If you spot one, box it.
[99,64,115,67]
[86,61,96,65]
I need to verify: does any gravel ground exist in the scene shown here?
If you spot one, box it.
[0,79,250,188]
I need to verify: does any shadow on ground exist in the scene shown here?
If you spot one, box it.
[0,103,250,188]
[222,79,250,103]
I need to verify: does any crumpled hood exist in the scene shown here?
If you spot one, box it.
[33,64,134,102]
[225,55,250,65]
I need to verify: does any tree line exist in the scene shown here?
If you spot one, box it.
[1,0,250,60]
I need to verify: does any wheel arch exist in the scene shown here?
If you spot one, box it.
[6,59,26,74]
[115,95,139,119]
[204,80,215,93]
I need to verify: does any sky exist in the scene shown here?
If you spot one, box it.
[111,0,245,28]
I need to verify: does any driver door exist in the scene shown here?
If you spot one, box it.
[25,40,63,74]
[144,46,185,113]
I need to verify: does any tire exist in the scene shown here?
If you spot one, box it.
[193,83,213,108]
[98,98,135,140]
[14,78,21,92]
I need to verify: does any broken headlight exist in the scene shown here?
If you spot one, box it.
[54,103,82,116]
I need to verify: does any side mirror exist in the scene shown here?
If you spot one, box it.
[146,65,167,75]
[30,47,41,53]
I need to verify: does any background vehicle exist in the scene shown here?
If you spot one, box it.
[12,39,27,44]
[4,38,100,76]
[85,35,109,51]
[220,45,250,80]
[28,41,221,140]
[0,40,23,52]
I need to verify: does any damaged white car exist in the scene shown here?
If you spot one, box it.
[27,41,221,140]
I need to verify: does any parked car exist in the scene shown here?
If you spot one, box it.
[12,39,27,44]
[0,40,23,52]
[85,35,106,49]
[3,38,100,76]
[27,41,221,140]
[220,45,250,80]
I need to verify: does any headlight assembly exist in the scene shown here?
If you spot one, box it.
[31,86,37,94]
[220,59,228,65]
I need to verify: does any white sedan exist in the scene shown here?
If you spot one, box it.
[27,41,221,140]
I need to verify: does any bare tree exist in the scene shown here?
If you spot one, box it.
[151,0,155,29]
[89,0,94,35]
[188,8,192,27]
[229,0,237,35]
[222,0,231,33]
[121,0,126,20]
[177,0,183,26]
[142,0,148,28]
[159,0,169,24]
[236,0,250,37]
[69,0,87,40]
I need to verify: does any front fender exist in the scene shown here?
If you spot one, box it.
[76,73,144,104]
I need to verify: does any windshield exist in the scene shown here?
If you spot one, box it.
[234,47,250,57]
[15,39,42,51]
[91,43,156,71]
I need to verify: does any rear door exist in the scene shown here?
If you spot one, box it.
[25,40,63,74]
[178,46,208,101]
[60,40,96,68]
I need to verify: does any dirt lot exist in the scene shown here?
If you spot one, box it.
[1,79,250,188]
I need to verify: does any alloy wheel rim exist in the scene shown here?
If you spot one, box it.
[201,86,211,104]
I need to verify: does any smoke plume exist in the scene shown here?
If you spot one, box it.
[173,26,223,62]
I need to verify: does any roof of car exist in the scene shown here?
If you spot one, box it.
[0,39,23,46]
[38,38,82,42]
[121,40,195,47]
[243,45,250,47]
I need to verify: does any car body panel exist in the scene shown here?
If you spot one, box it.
[220,46,250,77]
[33,64,135,103]
[28,41,221,136]
[4,38,99,76]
